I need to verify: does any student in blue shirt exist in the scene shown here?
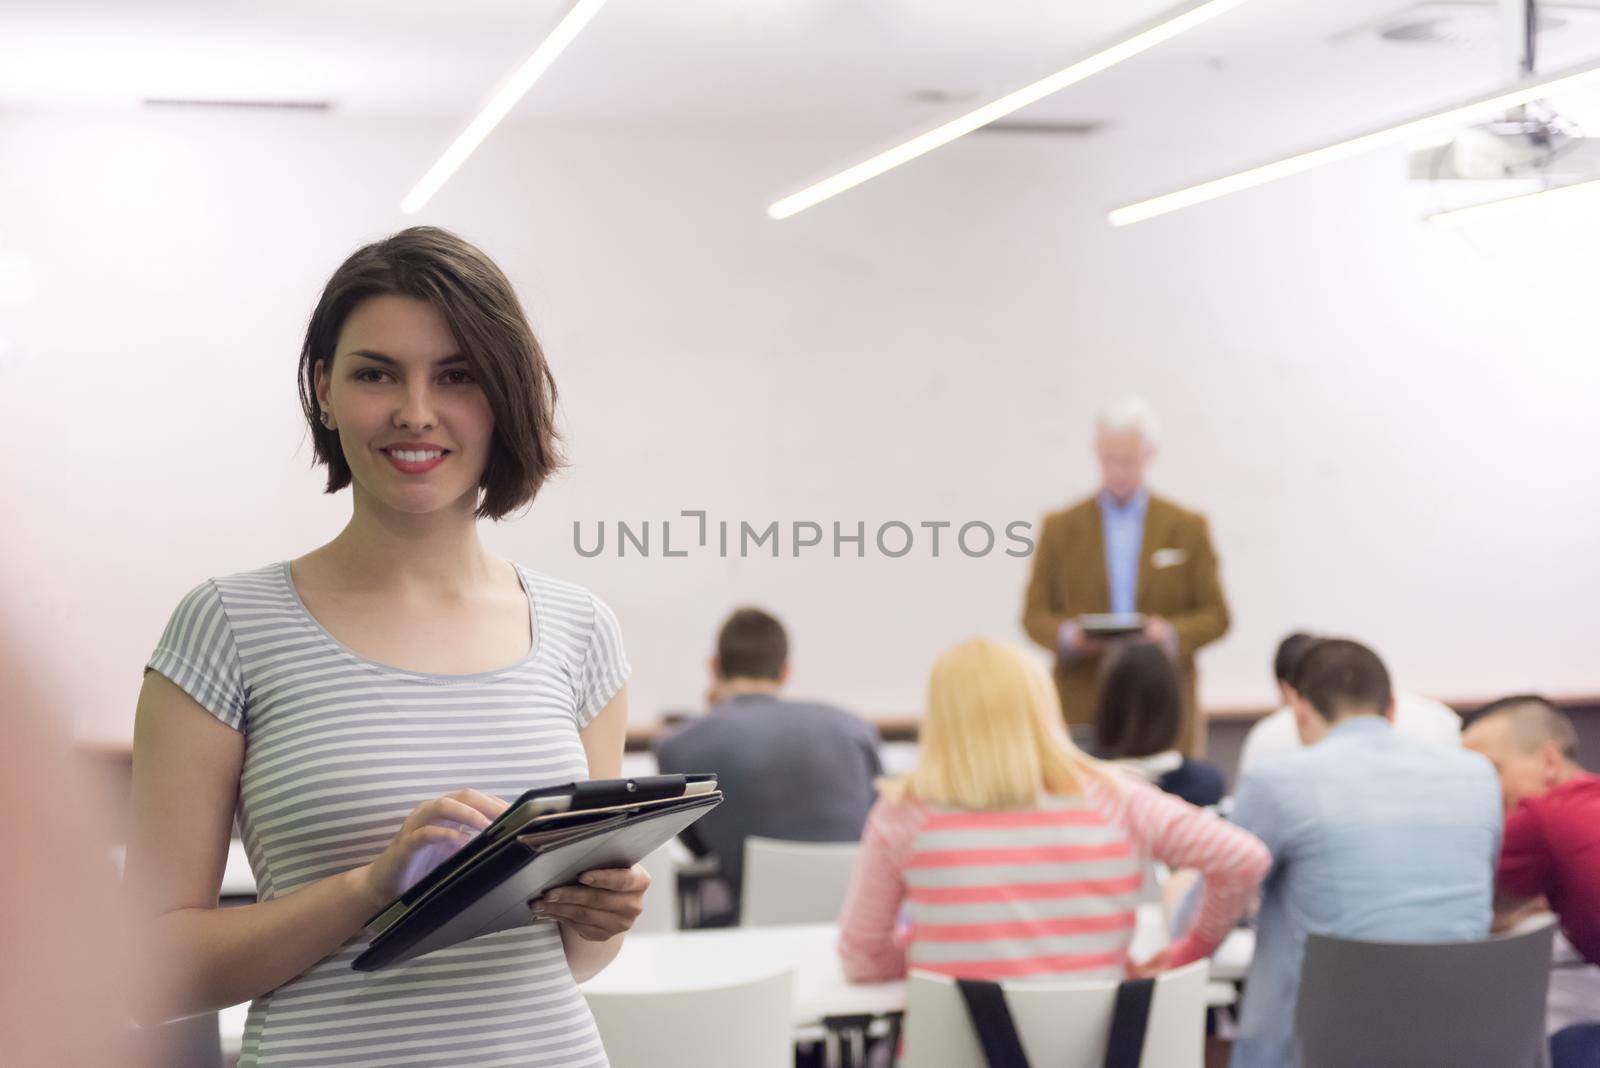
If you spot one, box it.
[1229,638,1502,1068]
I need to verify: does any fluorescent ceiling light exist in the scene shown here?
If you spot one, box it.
[401,0,609,215]
[1109,55,1600,226]
[1427,174,1600,227]
[766,0,1256,221]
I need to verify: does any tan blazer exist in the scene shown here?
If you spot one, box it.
[1022,493,1230,756]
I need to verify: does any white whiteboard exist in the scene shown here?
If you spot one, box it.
[0,113,1595,739]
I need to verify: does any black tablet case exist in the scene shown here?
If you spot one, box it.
[353,777,721,972]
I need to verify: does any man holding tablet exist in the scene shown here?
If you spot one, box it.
[1022,397,1230,756]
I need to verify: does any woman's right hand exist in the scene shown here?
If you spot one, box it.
[356,789,509,909]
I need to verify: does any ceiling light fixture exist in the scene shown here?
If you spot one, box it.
[401,0,609,215]
[766,0,1256,221]
[1108,54,1600,226]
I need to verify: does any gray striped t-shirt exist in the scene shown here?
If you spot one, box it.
[143,560,630,1067]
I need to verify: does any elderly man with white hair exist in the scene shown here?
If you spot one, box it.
[1023,397,1230,755]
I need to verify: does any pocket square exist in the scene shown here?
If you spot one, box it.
[1152,548,1187,569]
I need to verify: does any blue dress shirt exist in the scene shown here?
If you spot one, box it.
[1099,487,1148,615]
[1228,716,1502,1068]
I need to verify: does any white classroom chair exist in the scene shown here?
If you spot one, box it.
[739,837,860,927]
[631,838,689,933]
[584,968,795,1068]
[901,959,1209,1068]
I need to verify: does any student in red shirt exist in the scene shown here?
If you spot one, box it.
[1463,695,1600,965]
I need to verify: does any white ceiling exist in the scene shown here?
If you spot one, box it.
[6,0,1600,158]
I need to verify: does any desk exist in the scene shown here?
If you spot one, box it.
[581,923,905,1025]
[214,918,1252,1054]
[580,916,1250,1025]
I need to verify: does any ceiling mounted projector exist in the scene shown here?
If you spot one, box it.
[1454,119,1570,174]
[1111,0,1600,224]
[1410,103,1600,181]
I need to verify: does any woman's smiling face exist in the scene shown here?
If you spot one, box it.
[314,294,496,517]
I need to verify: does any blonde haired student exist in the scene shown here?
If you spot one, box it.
[837,637,1268,982]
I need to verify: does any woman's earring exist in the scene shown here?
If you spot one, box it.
[320,410,332,428]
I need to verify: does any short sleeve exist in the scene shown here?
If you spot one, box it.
[574,591,630,730]
[143,579,248,735]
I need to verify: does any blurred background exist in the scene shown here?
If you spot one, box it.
[4,2,1600,744]
[6,1,1600,1063]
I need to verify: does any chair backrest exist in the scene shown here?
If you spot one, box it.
[631,839,688,934]
[739,836,860,927]
[584,968,794,1068]
[901,959,1208,1068]
[1294,916,1557,1068]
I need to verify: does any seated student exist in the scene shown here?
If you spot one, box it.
[1461,695,1600,961]
[1461,696,1600,1066]
[1237,631,1463,777]
[655,607,882,922]
[1229,639,1502,1068]
[1095,641,1226,808]
[836,637,1268,984]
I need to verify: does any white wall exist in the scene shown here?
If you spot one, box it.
[2,108,1597,741]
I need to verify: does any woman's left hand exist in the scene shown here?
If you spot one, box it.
[532,865,651,941]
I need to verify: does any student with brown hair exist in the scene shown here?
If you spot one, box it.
[1229,639,1502,1068]
[1238,631,1462,777]
[1095,641,1226,808]
[130,227,642,1066]
[655,607,882,922]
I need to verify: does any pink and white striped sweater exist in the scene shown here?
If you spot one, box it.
[837,771,1269,982]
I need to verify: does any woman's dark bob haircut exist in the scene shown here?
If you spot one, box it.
[297,226,564,521]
